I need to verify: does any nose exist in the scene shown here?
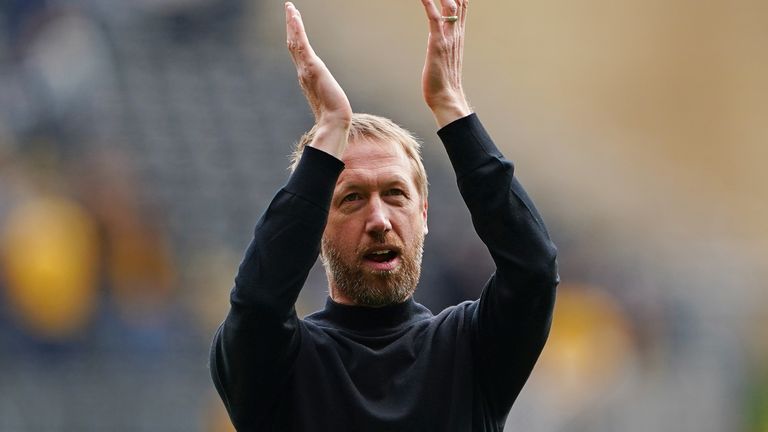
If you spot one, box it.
[365,195,392,240]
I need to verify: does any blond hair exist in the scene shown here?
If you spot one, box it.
[290,113,428,200]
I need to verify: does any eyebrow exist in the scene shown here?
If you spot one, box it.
[335,174,412,195]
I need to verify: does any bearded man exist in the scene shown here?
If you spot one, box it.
[209,1,559,431]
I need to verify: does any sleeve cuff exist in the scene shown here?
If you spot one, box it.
[437,113,505,179]
[284,146,345,211]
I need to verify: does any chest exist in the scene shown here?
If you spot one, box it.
[281,323,478,431]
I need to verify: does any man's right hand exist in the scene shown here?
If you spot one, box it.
[285,2,352,160]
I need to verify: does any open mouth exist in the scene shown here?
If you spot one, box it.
[364,249,399,264]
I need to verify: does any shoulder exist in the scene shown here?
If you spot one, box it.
[431,300,478,328]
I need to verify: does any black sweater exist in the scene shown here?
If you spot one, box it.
[210,114,559,431]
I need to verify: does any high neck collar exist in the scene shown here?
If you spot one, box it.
[307,297,433,333]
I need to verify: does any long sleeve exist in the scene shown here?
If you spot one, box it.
[209,146,344,430]
[438,114,559,418]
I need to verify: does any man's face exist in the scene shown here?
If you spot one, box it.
[321,137,428,307]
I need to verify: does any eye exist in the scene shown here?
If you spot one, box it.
[341,192,362,203]
[384,188,406,197]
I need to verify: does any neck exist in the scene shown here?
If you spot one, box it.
[329,284,356,306]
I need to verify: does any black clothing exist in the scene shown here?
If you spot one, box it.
[210,114,559,431]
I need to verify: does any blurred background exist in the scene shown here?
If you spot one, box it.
[0,0,765,431]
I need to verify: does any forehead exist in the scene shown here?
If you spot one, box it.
[339,137,414,180]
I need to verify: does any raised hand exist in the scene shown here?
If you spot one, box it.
[285,2,352,158]
[420,0,472,128]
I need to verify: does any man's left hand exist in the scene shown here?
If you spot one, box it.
[420,0,472,128]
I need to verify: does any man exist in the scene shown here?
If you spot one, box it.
[209,0,559,430]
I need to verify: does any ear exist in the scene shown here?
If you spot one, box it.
[422,198,429,235]
[319,231,328,259]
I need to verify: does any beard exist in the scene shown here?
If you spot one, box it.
[321,233,424,307]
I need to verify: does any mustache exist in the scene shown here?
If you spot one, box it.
[368,230,389,244]
[355,236,405,257]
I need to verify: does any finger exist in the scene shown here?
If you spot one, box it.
[445,0,465,45]
[458,0,468,28]
[285,3,316,66]
[285,2,301,64]
[439,0,458,18]
[420,0,443,34]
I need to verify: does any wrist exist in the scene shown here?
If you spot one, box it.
[430,100,472,128]
[309,119,351,160]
